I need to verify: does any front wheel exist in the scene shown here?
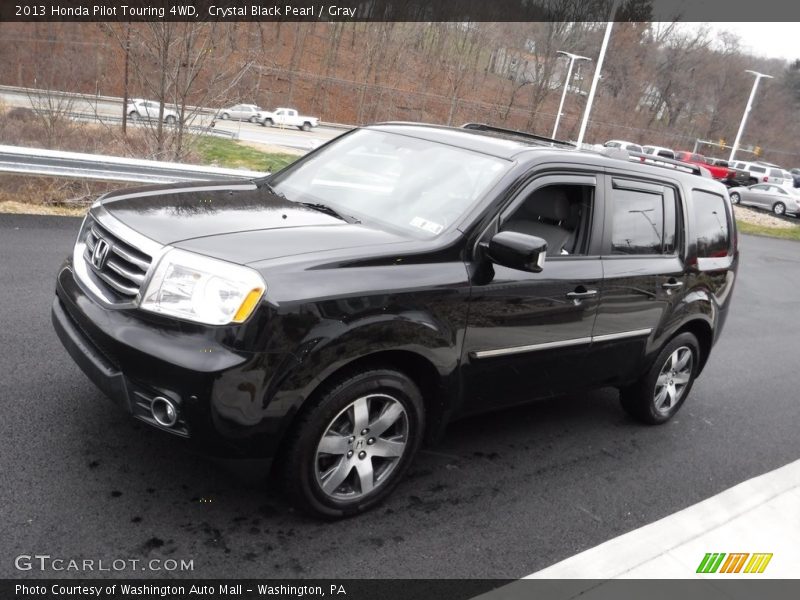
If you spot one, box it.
[730,192,740,204]
[620,332,699,425]
[279,369,425,518]
[249,115,258,123]
[164,115,176,125]
[220,112,229,120]
[773,202,786,216]
[262,118,273,127]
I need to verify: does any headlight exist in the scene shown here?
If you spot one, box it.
[140,249,266,325]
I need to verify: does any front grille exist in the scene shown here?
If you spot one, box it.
[82,219,152,302]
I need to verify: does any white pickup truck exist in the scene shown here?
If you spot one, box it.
[258,107,320,131]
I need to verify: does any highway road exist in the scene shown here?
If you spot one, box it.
[1,214,799,578]
[0,87,346,151]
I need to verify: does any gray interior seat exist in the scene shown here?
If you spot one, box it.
[503,187,575,255]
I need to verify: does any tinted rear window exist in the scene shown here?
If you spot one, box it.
[751,165,766,173]
[692,190,730,258]
[770,168,783,177]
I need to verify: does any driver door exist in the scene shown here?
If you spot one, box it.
[461,173,604,414]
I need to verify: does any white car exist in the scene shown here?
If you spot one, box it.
[126,99,179,124]
[259,107,319,131]
[604,139,644,153]
[216,104,263,122]
[642,145,676,160]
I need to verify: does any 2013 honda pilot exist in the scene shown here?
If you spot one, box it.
[52,123,738,517]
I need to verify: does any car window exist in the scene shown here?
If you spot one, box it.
[751,166,766,173]
[628,144,643,153]
[643,146,655,154]
[605,141,621,148]
[692,154,706,163]
[692,190,730,258]
[769,169,783,178]
[609,180,676,255]
[751,184,768,191]
[501,183,595,257]
[658,150,674,159]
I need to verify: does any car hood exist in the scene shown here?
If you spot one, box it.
[98,181,408,264]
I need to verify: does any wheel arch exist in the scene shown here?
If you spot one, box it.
[672,318,713,375]
[273,348,452,468]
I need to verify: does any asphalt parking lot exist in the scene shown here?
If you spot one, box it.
[2,213,799,579]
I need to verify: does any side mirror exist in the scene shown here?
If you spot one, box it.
[481,230,547,273]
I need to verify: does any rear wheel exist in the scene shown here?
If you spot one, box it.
[164,115,176,125]
[729,192,740,204]
[262,118,273,127]
[279,369,425,518]
[220,112,229,120]
[249,115,258,123]
[620,332,699,425]
[773,202,786,216]
[301,122,312,132]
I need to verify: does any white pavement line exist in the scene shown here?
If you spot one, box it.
[528,458,800,579]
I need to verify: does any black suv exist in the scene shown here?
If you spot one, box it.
[52,123,738,517]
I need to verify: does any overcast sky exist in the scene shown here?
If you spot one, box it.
[707,22,798,62]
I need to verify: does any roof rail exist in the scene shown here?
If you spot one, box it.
[620,149,710,177]
[461,122,574,148]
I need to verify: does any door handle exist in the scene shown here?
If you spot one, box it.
[566,289,598,299]
[662,280,684,290]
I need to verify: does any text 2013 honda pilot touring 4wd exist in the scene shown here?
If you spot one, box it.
[52,123,737,517]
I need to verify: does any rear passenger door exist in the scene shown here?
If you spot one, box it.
[585,175,686,386]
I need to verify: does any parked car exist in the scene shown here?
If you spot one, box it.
[216,104,263,123]
[674,151,729,181]
[260,107,320,131]
[642,145,675,160]
[126,99,179,124]
[706,158,750,188]
[728,183,800,216]
[52,122,738,517]
[605,139,643,153]
[730,161,787,186]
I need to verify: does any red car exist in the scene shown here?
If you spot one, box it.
[675,151,729,181]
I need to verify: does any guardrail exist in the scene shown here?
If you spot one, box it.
[0,145,267,184]
[62,110,238,139]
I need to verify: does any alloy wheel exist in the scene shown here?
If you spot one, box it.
[653,346,693,415]
[314,394,408,501]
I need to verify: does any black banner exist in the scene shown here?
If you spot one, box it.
[1,0,800,23]
[5,579,800,600]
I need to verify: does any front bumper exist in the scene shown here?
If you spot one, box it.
[52,264,297,458]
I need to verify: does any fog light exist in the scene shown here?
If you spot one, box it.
[151,396,178,427]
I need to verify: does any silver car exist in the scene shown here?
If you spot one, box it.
[729,183,800,217]
[216,104,263,122]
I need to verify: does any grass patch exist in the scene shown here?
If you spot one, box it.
[736,219,800,241]
[193,136,299,173]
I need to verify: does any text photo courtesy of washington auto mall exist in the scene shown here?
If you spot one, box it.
[2,0,800,599]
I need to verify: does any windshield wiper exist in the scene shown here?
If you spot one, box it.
[298,202,360,224]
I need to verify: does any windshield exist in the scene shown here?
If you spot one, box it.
[268,129,509,238]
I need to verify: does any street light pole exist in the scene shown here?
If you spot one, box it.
[552,51,591,139]
[728,70,773,162]
[576,0,620,148]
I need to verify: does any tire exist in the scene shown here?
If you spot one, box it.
[129,111,139,120]
[773,202,785,216]
[263,118,273,127]
[620,332,700,425]
[301,122,311,132]
[220,112,229,120]
[729,192,740,204]
[249,115,258,123]
[164,115,176,125]
[279,368,425,518]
